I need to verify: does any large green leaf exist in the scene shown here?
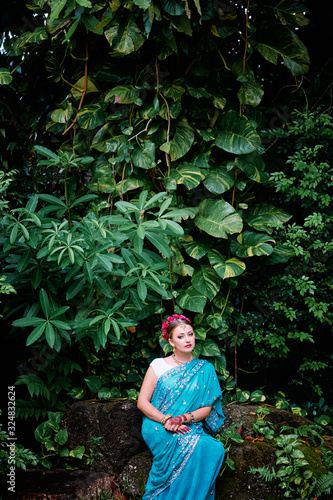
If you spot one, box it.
[268,2,310,27]
[234,152,269,183]
[191,265,221,300]
[77,104,105,130]
[216,111,262,154]
[160,0,185,16]
[0,68,13,85]
[203,165,234,194]
[50,105,73,124]
[182,238,213,260]
[200,339,221,357]
[131,140,156,169]
[253,22,310,75]
[208,250,246,279]
[237,74,264,107]
[105,85,140,104]
[145,231,172,258]
[176,286,207,313]
[171,163,205,189]
[194,199,243,238]
[230,231,275,258]
[245,204,292,234]
[105,16,145,55]
[265,243,295,265]
[161,117,195,162]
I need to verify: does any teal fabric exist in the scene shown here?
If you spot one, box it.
[141,358,225,499]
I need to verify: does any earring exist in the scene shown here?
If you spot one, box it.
[172,346,176,353]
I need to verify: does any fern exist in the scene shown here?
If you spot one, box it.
[16,374,50,399]
[312,472,333,497]
[249,466,277,482]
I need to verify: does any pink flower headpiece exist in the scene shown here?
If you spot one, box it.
[162,314,191,340]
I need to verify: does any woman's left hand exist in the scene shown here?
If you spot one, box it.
[163,414,190,433]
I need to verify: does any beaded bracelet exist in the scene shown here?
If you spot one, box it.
[190,412,195,423]
[161,414,172,425]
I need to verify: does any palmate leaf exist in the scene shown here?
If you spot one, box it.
[203,165,234,194]
[208,250,246,279]
[0,68,13,85]
[234,152,269,183]
[191,265,221,300]
[245,204,292,234]
[176,285,207,313]
[253,22,310,76]
[230,231,275,258]
[194,199,243,239]
[216,111,262,154]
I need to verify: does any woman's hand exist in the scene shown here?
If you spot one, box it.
[163,414,190,434]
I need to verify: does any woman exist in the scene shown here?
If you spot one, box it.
[137,314,225,500]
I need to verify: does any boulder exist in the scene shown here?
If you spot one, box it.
[60,400,146,475]
[16,401,328,500]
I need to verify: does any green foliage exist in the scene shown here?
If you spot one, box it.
[236,111,333,403]
[248,408,333,499]
[0,410,38,473]
[0,0,326,447]
[34,411,86,469]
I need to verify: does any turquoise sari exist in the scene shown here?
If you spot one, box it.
[141,358,225,500]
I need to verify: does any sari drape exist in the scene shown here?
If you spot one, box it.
[141,358,225,500]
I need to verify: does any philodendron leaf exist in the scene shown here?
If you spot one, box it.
[265,243,295,265]
[203,165,234,194]
[216,111,262,154]
[208,249,246,279]
[171,163,205,189]
[105,16,145,56]
[194,199,243,238]
[237,74,264,107]
[0,68,13,85]
[131,140,156,169]
[161,117,195,161]
[244,204,292,234]
[160,0,185,16]
[182,238,213,260]
[176,285,207,313]
[253,22,310,76]
[191,265,221,300]
[234,152,269,183]
[105,85,140,104]
[77,104,105,129]
[230,231,275,258]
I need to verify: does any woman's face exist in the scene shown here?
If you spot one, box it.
[168,323,195,354]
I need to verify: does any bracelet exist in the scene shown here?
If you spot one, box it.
[190,412,195,423]
[161,414,172,425]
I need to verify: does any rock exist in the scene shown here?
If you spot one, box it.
[61,400,146,475]
[3,469,114,500]
[222,404,313,437]
[56,401,330,499]
[118,451,152,497]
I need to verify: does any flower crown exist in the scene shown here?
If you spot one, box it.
[162,314,191,340]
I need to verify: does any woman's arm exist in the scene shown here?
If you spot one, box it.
[163,405,212,431]
[137,366,167,423]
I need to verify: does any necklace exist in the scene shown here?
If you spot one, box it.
[173,353,186,365]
